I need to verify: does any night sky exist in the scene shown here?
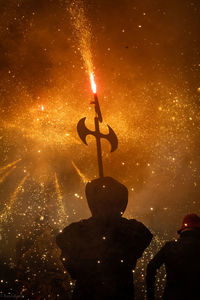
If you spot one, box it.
[0,0,200,298]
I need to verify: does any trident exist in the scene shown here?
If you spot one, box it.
[77,73,118,178]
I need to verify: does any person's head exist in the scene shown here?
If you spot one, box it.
[85,177,128,220]
[177,213,200,234]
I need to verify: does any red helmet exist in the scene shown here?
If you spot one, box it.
[178,214,200,233]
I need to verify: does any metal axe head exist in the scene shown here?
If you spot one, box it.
[103,125,118,152]
[77,117,118,152]
[77,117,93,145]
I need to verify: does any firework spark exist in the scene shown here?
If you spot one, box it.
[68,0,94,75]
[0,166,16,184]
[0,158,21,175]
[1,174,28,222]
[72,161,89,183]
[6,174,29,212]
[54,172,68,226]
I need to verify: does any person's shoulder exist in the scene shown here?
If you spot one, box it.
[125,218,145,227]
[61,218,92,234]
[122,218,152,232]
[121,217,153,240]
[56,218,92,244]
[121,217,141,225]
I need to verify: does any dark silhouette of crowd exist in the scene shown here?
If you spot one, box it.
[56,177,200,300]
[1,176,200,299]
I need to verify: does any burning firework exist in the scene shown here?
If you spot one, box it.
[77,72,118,177]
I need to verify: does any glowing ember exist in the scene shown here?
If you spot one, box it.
[90,73,97,94]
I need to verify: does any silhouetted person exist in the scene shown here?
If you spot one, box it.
[146,213,200,300]
[56,177,152,299]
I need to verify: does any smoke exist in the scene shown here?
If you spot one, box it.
[0,0,200,240]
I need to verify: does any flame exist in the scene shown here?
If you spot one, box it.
[90,73,97,94]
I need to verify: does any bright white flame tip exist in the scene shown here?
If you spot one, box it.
[90,73,97,94]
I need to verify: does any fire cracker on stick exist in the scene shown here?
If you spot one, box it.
[77,73,118,178]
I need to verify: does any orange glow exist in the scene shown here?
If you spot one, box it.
[90,73,97,94]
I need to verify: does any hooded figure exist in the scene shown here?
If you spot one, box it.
[56,177,152,300]
[146,214,200,300]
